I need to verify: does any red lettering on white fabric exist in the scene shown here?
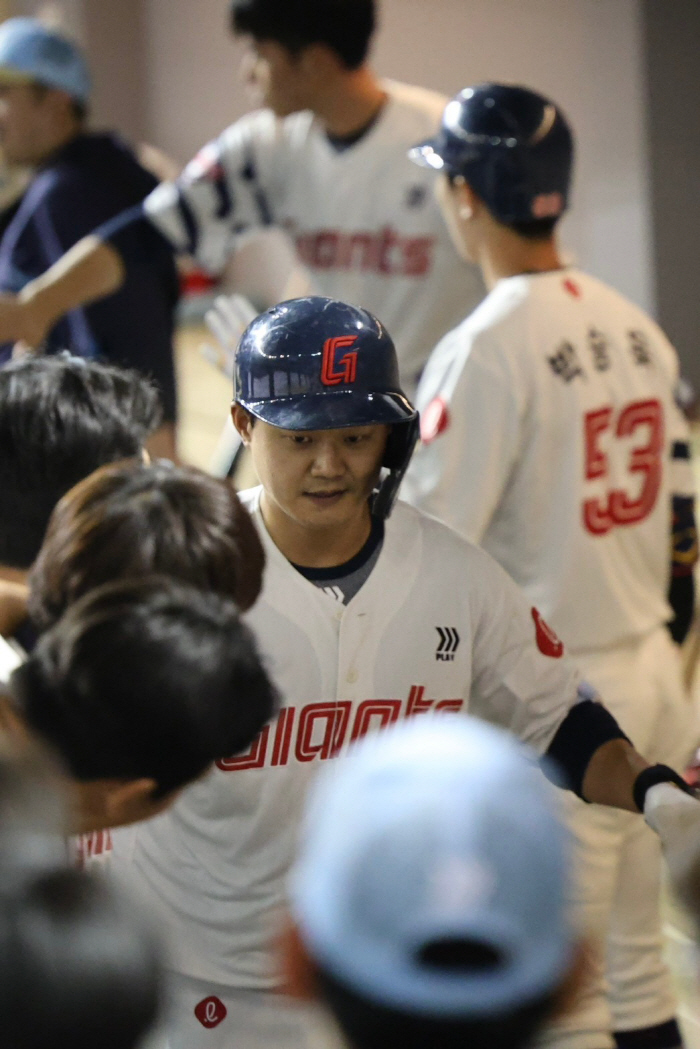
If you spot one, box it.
[295,703,351,762]
[217,690,465,771]
[563,277,581,298]
[293,229,434,277]
[435,699,464,713]
[75,829,113,869]
[582,399,663,536]
[531,608,564,658]
[194,997,227,1029]
[216,726,270,771]
[271,706,296,766]
[406,685,433,716]
[350,699,402,741]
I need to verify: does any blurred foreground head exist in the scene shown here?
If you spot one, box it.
[0,733,162,1048]
[12,577,278,831]
[287,716,580,1049]
[0,355,161,572]
[29,458,264,630]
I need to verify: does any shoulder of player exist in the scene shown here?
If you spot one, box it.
[389,500,502,574]
[216,107,316,158]
[381,79,447,115]
[575,270,679,365]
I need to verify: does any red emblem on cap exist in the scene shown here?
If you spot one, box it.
[420,397,450,444]
[531,192,564,219]
[531,608,564,658]
[562,278,581,299]
[194,996,227,1029]
[321,336,358,386]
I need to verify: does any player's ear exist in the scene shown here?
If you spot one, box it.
[231,404,255,445]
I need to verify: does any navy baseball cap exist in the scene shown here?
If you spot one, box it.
[0,19,91,104]
[291,716,574,1017]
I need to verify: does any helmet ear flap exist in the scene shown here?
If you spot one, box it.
[373,417,420,520]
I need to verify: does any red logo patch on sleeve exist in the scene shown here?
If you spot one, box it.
[562,277,581,299]
[531,608,564,658]
[420,396,450,444]
[194,996,228,1029]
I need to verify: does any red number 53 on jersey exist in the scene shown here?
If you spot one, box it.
[583,398,663,536]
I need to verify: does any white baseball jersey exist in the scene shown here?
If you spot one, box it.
[110,491,581,988]
[142,80,484,391]
[403,269,694,652]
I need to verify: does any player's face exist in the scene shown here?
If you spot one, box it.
[435,174,478,263]
[240,39,313,117]
[0,83,56,165]
[234,410,388,548]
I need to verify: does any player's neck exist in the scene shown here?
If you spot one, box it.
[315,67,387,139]
[478,232,563,291]
[260,494,373,569]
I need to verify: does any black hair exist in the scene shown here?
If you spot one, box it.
[316,965,555,1049]
[0,865,161,1049]
[11,577,278,797]
[230,0,376,69]
[0,355,161,570]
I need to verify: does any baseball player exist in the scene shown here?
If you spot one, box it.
[402,84,698,1049]
[0,0,483,400]
[106,296,700,1049]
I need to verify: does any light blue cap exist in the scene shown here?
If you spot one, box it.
[0,19,91,104]
[291,716,573,1018]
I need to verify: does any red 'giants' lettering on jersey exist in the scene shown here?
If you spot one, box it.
[321,336,358,385]
[582,399,663,536]
[295,227,435,277]
[531,608,564,658]
[563,277,581,298]
[216,688,464,772]
[194,997,227,1029]
[74,829,113,869]
[421,397,450,444]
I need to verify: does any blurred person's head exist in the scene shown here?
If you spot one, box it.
[0,355,161,575]
[28,459,265,631]
[0,19,91,165]
[0,734,68,871]
[0,865,161,1049]
[10,577,278,831]
[284,716,586,1049]
[230,0,376,117]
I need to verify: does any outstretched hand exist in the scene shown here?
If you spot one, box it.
[0,291,48,351]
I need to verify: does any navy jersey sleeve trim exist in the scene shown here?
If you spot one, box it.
[543,699,631,799]
[98,204,178,265]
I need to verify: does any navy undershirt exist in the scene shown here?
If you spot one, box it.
[292,515,385,605]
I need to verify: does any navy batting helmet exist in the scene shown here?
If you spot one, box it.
[409,83,573,225]
[235,296,419,518]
